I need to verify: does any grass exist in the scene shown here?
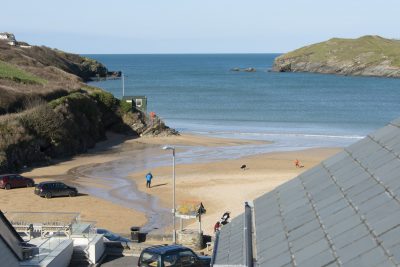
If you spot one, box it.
[0,60,47,85]
[278,35,400,68]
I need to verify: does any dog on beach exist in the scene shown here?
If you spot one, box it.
[240,164,247,170]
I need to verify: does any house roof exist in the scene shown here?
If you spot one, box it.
[122,96,147,100]
[213,117,400,267]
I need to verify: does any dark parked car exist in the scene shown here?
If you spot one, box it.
[138,245,211,267]
[34,181,78,198]
[0,174,34,190]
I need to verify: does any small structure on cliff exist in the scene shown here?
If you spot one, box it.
[0,32,16,46]
[122,95,147,113]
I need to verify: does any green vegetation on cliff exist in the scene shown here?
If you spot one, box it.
[0,60,47,85]
[0,38,177,172]
[273,35,400,78]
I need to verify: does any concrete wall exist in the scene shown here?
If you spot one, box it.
[40,240,73,267]
[0,237,20,267]
[71,237,88,247]
[88,234,105,263]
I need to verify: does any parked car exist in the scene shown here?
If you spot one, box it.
[97,228,131,244]
[0,174,34,190]
[138,244,211,267]
[34,181,78,198]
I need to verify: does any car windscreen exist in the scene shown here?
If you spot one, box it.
[140,252,160,267]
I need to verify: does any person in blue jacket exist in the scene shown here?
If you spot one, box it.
[146,172,153,188]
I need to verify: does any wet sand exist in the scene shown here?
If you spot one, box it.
[0,133,341,235]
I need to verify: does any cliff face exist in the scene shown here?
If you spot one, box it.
[0,40,107,81]
[273,36,400,78]
[0,88,177,172]
[0,38,177,173]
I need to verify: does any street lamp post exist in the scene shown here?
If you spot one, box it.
[122,72,125,97]
[162,145,176,244]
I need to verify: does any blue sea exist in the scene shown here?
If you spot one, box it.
[88,54,400,155]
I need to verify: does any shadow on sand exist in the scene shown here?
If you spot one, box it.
[150,183,168,188]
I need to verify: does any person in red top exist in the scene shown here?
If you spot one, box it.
[295,159,300,168]
[214,221,221,233]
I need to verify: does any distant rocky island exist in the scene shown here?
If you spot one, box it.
[0,33,176,172]
[273,35,400,78]
[231,67,256,72]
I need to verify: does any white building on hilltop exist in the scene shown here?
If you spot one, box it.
[0,32,17,46]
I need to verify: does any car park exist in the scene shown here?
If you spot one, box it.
[0,174,35,190]
[34,181,78,198]
[138,244,211,267]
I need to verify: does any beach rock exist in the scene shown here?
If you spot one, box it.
[230,67,256,72]
[107,71,122,78]
[245,67,256,72]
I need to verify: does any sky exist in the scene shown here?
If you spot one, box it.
[1,0,399,54]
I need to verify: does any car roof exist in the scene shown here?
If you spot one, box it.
[143,245,191,255]
[37,181,63,185]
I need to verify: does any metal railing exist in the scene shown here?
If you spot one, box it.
[21,229,66,263]
[5,212,98,264]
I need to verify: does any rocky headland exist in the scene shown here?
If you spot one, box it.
[0,35,176,172]
[273,35,400,78]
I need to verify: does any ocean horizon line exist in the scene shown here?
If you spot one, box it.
[83,52,283,56]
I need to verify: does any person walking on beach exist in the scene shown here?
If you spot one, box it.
[146,172,153,188]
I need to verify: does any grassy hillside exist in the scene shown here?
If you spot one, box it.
[0,39,108,114]
[0,60,47,85]
[273,36,400,78]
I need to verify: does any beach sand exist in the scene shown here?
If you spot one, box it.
[0,133,341,235]
[129,145,341,234]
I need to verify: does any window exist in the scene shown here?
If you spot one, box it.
[140,252,160,267]
[163,254,178,267]
[179,250,197,267]
[135,99,143,107]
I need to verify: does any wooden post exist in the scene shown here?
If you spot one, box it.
[180,217,183,231]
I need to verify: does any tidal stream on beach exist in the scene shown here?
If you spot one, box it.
[63,134,359,232]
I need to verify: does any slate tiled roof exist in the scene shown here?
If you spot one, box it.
[0,210,23,260]
[213,118,400,267]
[213,213,245,265]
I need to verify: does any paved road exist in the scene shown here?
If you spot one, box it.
[100,255,138,267]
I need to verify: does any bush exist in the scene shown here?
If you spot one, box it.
[91,90,118,111]
[120,100,132,114]
[18,103,65,146]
